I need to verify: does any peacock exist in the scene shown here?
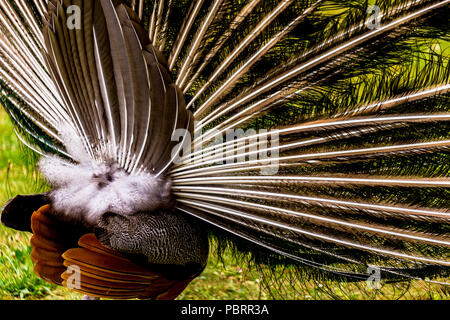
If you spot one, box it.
[0,0,449,300]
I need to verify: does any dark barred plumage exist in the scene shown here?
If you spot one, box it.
[0,0,449,299]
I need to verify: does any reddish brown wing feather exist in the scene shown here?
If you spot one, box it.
[30,205,196,300]
[30,205,67,285]
[62,233,195,300]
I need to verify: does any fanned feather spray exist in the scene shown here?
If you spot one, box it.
[0,0,449,299]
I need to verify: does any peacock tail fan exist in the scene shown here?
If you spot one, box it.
[0,0,449,299]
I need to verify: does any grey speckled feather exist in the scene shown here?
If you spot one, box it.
[95,210,209,270]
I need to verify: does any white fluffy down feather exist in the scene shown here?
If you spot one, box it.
[37,125,172,226]
[38,156,172,226]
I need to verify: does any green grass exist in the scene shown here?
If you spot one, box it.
[0,108,448,300]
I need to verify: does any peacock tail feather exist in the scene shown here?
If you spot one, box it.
[0,0,449,298]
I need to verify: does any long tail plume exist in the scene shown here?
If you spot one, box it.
[0,0,449,298]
